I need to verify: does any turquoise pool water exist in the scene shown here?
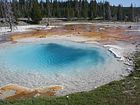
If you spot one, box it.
[0,42,110,74]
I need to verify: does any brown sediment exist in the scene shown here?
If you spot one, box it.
[10,24,140,43]
[0,84,63,100]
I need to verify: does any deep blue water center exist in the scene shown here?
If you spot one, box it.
[0,43,109,73]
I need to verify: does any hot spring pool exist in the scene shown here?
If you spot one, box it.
[0,41,126,94]
[0,42,109,73]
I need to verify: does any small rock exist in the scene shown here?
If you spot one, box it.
[34,93,40,97]
[133,77,140,80]
[66,95,69,98]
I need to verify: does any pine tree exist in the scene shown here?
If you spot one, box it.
[12,0,20,19]
[104,1,112,20]
[45,0,50,17]
[26,0,33,21]
[19,0,26,17]
[0,0,4,18]
[89,0,97,20]
[103,0,105,20]
[82,0,88,19]
[74,0,80,18]
[30,0,42,24]
[111,5,117,21]
[66,0,71,20]
[40,0,45,17]
[97,2,104,18]
[129,3,135,21]
[79,0,82,18]
[52,0,61,17]
[46,0,51,25]
[117,4,123,21]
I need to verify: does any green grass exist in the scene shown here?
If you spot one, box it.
[0,51,140,105]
